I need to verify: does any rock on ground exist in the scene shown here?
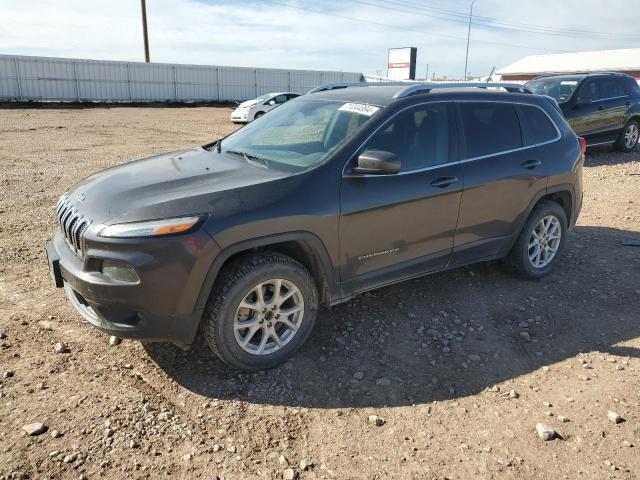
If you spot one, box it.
[283,468,298,480]
[22,423,47,436]
[607,411,624,424]
[535,423,556,441]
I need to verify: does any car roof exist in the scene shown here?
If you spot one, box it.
[306,85,536,107]
[529,72,635,82]
[528,74,587,82]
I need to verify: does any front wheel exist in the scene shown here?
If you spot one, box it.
[616,119,639,152]
[506,201,568,279]
[203,252,318,370]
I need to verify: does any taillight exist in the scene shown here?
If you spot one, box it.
[578,137,587,154]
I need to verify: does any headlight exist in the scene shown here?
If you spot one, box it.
[99,216,202,238]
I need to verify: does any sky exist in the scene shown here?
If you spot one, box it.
[1,0,639,79]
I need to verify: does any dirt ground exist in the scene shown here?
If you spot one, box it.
[0,106,639,480]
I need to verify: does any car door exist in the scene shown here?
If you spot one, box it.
[451,101,550,266]
[339,102,463,292]
[264,94,288,113]
[596,77,629,135]
[568,78,602,139]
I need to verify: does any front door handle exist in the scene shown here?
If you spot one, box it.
[430,176,458,188]
[598,105,605,111]
[521,159,542,169]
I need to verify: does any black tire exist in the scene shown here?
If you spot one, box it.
[506,201,568,279]
[253,111,265,120]
[616,119,639,152]
[203,252,318,371]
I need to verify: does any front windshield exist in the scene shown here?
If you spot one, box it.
[526,78,580,103]
[220,99,379,169]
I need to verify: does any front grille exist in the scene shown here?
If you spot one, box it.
[56,194,92,256]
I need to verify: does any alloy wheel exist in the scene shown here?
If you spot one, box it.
[233,279,304,355]
[528,215,562,269]
[624,123,639,149]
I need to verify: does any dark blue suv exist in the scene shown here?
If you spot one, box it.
[47,83,584,370]
[527,72,640,151]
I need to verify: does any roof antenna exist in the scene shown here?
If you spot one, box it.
[487,66,495,82]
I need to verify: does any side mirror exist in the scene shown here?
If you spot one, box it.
[576,96,593,107]
[352,150,400,175]
[268,100,276,106]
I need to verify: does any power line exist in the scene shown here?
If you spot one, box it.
[405,0,640,38]
[379,0,640,41]
[258,0,572,53]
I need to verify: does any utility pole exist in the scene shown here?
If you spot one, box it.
[141,0,150,62]
[464,0,477,81]
[425,64,429,81]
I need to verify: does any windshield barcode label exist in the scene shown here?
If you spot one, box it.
[338,103,380,116]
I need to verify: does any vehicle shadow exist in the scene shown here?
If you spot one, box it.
[585,144,640,167]
[145,225,640,408]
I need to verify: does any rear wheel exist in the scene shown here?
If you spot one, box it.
[616,119,639,152]
[203,252,318,370]
[506,201,568,279]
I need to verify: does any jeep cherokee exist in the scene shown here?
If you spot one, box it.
[47,82,584,370]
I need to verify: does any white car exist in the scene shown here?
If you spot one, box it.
[230,92,301,123]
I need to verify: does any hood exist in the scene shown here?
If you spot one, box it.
[237,99,260,108]
[64,147,291,226]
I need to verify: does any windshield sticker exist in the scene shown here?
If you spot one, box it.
[338,103,380,116]
[560,81,578,85]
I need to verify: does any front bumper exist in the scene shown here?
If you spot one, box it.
[230,109,249,123]
[47,228,220,346]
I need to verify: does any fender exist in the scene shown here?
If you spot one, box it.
[626,101,640,119]
[546,182,577,223]
[192,231,340,314]
[513,183,576,242]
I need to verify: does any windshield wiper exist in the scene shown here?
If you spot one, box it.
[225,150,270,168]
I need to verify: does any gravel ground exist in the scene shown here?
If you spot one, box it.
[0,106,639,480]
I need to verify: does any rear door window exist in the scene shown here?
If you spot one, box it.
[518,105,558,145]
[599,78,623,99]
[460,102,522,158]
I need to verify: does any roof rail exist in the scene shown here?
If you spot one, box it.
[307,82,365,94]
[532,71,632,80]
[393,82,533,98]
[307,81,412,94]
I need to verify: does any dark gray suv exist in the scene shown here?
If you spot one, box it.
[47,83,584,370]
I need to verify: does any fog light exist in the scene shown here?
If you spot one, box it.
[101,260,140,283]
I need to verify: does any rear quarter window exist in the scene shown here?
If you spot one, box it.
[621,77,640,95]
[517,105,558,145]
[460,102,522,158]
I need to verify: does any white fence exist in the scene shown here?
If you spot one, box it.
[0,54,362,103]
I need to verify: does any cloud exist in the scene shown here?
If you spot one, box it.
[0,0,638,78]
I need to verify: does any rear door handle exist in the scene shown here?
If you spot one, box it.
[430,176,458,188]
[598,105,605,110]
[521,159,542,169]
